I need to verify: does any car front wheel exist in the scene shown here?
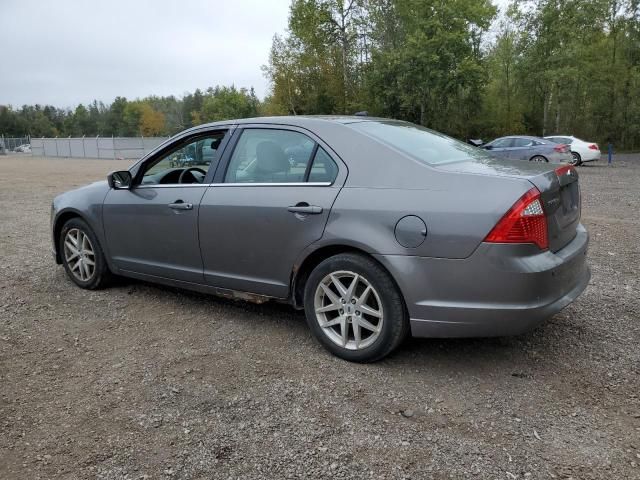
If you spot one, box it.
[303,253,409,362]
[60,218,111,289]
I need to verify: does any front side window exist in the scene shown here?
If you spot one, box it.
[225,129,315,183]
[141,131,226,185]
[490,137,514,148]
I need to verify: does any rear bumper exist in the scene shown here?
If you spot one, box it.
[375,224,590,338]
[580,150,600,162]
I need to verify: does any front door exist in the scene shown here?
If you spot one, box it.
[103,130,230,283]
[485,137,514,158]
[199,127,344,298]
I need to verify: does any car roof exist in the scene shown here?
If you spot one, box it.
[187,115,385,131]
[493,135,544,141]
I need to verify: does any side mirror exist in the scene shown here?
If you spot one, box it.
[108,170,132,189]
[483,145,493,150]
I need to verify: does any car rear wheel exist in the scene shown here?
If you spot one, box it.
[530,155,548,162]
[303,253,409,362]
[570,151,582,166]
[60,218,111,289]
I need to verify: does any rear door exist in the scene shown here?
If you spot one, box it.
[198,125,346,297]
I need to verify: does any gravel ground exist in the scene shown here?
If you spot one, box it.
[0,154,638,480]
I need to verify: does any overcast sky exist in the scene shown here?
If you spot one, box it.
[0,0,291,109]
[1,0,509,110]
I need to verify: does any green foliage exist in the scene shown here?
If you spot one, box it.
[200,86,260,123]
[0,85,261,138]
[264,0,640,148]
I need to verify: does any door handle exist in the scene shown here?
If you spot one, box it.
[168,201,193,210]
[288,203,323,214]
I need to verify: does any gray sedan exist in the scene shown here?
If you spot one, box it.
[51,117,590,362]
[482,135,572,163]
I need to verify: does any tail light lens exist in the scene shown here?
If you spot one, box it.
[555,164,576,177]
[588,144,599,150]
[554,144,568,153]
[485,188,548,250]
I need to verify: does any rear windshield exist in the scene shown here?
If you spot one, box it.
[349,121,491,165]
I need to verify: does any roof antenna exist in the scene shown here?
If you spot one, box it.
[354,111,368,117]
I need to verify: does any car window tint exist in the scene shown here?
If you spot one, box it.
[513,138,535,147]
[350,121,494,165]
[308,147,338,183]
[141,132,226,185]
[490,137,513,148]
[225,129,315,183]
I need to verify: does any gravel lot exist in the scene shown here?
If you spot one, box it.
[1,154,639,480]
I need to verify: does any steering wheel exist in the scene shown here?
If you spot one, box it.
[178,167,206,184]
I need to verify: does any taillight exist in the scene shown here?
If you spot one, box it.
[555,165,575,177]
[554,144,568,153]
[588,144,599,150]
[485,188,548,250]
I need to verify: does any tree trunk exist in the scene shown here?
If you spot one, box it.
[543,90,553,137]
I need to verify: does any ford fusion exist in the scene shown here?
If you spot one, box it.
[51,116,590,362]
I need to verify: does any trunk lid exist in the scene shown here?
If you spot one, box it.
[436,158,581,252]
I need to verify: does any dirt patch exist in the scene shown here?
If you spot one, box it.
[1,154,639,479]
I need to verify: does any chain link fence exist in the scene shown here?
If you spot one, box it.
[0,136,31,154]
[29,136,169,159]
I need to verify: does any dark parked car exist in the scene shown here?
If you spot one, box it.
[51,117,589,362]
[482,135,572,163]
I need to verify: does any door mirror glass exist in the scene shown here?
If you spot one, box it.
[108,170,132,189]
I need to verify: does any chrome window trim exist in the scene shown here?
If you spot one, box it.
[133,182,332,189]
[214,182,332,187]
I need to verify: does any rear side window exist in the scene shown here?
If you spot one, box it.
[308,147,338,183]
[225,129,314,183]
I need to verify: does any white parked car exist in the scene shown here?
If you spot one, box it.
[544,135,600,166]
[14,144,31,153]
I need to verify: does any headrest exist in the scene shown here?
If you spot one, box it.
[255,141,289,174]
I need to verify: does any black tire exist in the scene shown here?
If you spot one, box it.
[570,151,582,166]
[529,155,548,163]
[303,253,409,362]
[59,217,111,289]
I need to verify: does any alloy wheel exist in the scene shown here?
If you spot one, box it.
[63,228,96,282]
[313,270,384,350]
[570,152,580,165]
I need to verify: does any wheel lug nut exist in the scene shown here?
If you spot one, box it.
[340,299,346,304]
[339,309,344,315]
[356,311,360,316]
[351,299,356,304]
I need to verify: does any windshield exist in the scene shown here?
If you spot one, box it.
[349,121,492,166]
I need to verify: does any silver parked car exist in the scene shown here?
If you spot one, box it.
[482,135,572,163]
[51,117,590,362]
